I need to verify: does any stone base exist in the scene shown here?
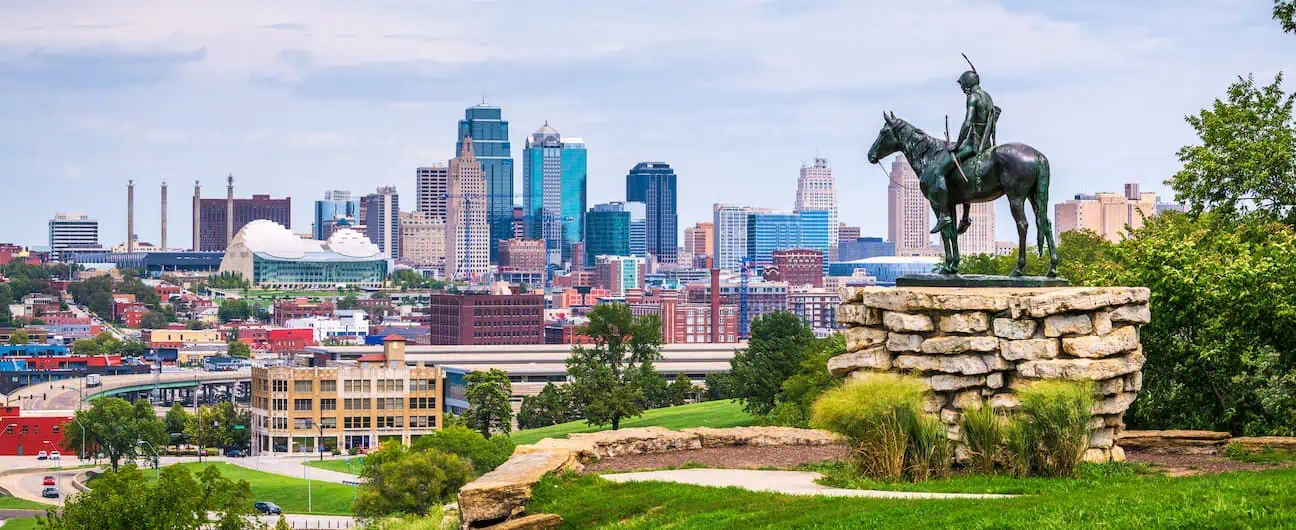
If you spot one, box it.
[896,274,1071,288]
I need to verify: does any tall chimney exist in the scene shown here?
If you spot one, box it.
[710,268,721,343]
[127,180,135,253]
[192,181,200,251]
[160,180,168,251]
[225,174,234,247]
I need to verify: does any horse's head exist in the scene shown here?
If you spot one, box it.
[867,111,903,164]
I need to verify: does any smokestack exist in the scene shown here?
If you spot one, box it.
[127,180,135,253]
[710,268,721,343]
[192,181,200,251]
[160,180,168,252]
[226,174,234,247]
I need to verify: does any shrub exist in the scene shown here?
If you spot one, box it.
[960,405,1004,474]
[356,444,473,518]
[1001,415,1034,477]
[1017,380,1095,477]
[411,425,515,476]
[811,373,928,481]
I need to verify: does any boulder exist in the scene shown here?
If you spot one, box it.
[952,390,983,410]
[999,338,1060,361]
[920,336,998,354]
[1109,304,1151,325]
[1061,326,1139,358]
[1117,430,1231,454]
[1124,371,1143,392]
[1092,392,1137,415]
[567,427,702,457]
[926,374,985,391]
[1043,314,1093,337]
[1097,377,1125,395]
[845,326,888,352]
[893,354,989,375]
[992,318,1037,340]
[836,304,881,326]
[982,354,1013,371]
[940,408,960,424]
[484,514,564,530]
[883,311,934,332]
[458,449,580,526]
[886,333,924,352]
[828,346,892,375]
[939,312,990,334]
[1023,287,1151,318]
[1083,448,1111,463]
[921,393,947,414]
[1016,351,1144,381]
[1092,310,1113,336]
[1110,445,1126,462]
[1089,428,1115,448]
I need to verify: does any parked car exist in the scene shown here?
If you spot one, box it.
[41,487,59,499]
[49,451,61,460]
[42,476,55,486]
[253,501,281,515]
[223,448,248,458]
[35,451,48,460]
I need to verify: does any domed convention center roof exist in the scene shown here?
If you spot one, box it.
[325,227,382,258]
[228,220,381,261]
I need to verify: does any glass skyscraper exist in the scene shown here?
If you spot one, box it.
[313,190,361,240]
[745,211,800,266]
[797,209,832,273]
[457,103,513,263]
[585,202,631,264]
[625,162,677,263]
[522,122,587,266]
[627,201,647,258]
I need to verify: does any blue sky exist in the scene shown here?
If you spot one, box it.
[0,0,1292,249]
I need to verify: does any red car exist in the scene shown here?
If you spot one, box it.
[42,476,55,486]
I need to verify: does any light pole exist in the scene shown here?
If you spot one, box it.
[73,417,86,464]
[136,440,158,480]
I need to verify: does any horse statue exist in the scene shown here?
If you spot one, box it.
[866,111,1059,277]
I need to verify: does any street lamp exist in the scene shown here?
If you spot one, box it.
[73,417,86,464]
[136,439,159,480]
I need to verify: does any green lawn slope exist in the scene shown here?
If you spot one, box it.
[510,400,755,446]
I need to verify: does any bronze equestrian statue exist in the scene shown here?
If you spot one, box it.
[866,58,1059,278]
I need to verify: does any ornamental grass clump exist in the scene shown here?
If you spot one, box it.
[903,407,952,481]
[1001,415,1034,478]
[960,404,1004,474]
[1017,380,1095,477]
[810,373,930,481]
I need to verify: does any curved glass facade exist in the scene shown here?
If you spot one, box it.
[251,254,387,289]
[828,259,939,285]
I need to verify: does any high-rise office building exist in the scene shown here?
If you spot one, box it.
[416,165,449,219]
[625,162,678,263]
[457,103,513,263]
[746,210,800,266]
[795,158,839,259]
[838,236,896,262]
[682,222,714,268]
[796,210,832,272]
[522,122,587,266]
[314,190,362,240]
[196,188,291,252]
[957,202,996,255]
[399,210,445,268]
[886,155,930,253]
[445,138,490,280]
[499,238,547,273]
[585,202,631,265]
[364,186,400,259]
[713,203,751,271]
[593,255,646,297]
[48,212,101,261]
[1054,183,1160,242]
[627,201,648,258]
[838,224,861,246]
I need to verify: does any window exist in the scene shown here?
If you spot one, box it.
[272,399,287,411]
[319,417,336,429]
[343,416,371,429]
[294,399,313,411]
[272,417,288,430]
[320,380,337,392]
[320,399,336,411]
[21,426,28,435]
[52,425,59,434]
[272,380,288,392]
[377,416,404,429]
[294,380,313,393]
[344,398,371,410]
[376,398,404,410]
[294,418,313,430]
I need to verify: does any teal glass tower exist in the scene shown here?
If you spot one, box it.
[797,209,832,273]
[523,122,587,266]
[585,202,632,264]
[745,211,800,266]
[457,103,513,263]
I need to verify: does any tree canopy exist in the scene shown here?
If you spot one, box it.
[728,311,817,416]
[566,303,664,430]
[354,442,472,519]
[62,397,167,471]
[464,368,513,438]
[40,464,258,530]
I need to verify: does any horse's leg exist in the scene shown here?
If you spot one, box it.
[1029,162,1060,277]
[946,204,961,273]
[1009,197,1028,277]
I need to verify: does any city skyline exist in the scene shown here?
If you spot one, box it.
[0,1,1289,248]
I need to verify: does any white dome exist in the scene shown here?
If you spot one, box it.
[236,220,307,259]
[325,227,382,258]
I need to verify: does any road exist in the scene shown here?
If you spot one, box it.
[2,370,251,411]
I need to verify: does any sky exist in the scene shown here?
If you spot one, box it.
[0,0,1292,250]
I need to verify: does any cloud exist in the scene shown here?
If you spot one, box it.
[262,23,309,32]
[0,46,205,89]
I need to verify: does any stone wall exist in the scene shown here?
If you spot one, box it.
[834,286,1151,463]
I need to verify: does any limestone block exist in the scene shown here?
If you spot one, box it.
[838,286,867,304]
[1044,313,1093,337]
[921,393,947,414]
[1097,377,1125,395]
[986,372,1004,389]
[926,374,985,391]
[683,427,844,448]
[1062,325,1139,358]
[854,287,1015,313]
[939,312,990,334]
[1092,392,1137,415]
[883,311,934,332]
[993,318,1037,340]
[982,354,1014,371]
[1083,448,1111,463]
[894,354,989,375]
[458,449,581,525]
[946,422,963,442]
[568,427,702,457]
[1016,351,1144,381]
[1089,428,1116,449]
[999,338,1060,361]
[486,514,564,530]
[920,336,998,354]
[845,326,887,352]
[940,408,960,424]
[836,304,881,326]
[981,387,997,397]
[887,333,923,352]
[1093,310,1113,335]
[1103,415,1124,428]
[1125,372,1143,392]
[1024,287,1151,318]
[1225,436,1296,452]
[989,393,1020,410]
[1088,417,1106,430]
[1110,445,1126,462]
[828,346,892,376]
[1117,430,1231,454]
[1109,304,1151,325]
[952,390,983,410]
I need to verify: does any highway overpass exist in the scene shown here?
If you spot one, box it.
[5,370,251,411]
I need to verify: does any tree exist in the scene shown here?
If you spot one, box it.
[763,334,847,428]
[217,299,253,322]
[667,374,697,406]
[139,311,170,330]
[1166,74,1296,223]
[40,464,258,530]
[62,397,167,471]
[728,311,816,416]
[0,284,12,326]
[226,341,251,359]
[164,403,190,447]
[1277,0,1295,33]
[8,329,28,345]
[122,340,148,358]
[206,271,250,290]
[184,405,229,461]
[464,369,513,438]
[411,425,515,476]
[704,372,737,401]
[337,294,360,310]
[566,303,664,430]
[517,383,576,429]
[354,442,473,518]
[216,400,252,450]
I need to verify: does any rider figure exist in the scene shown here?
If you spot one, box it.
[928,68,997,234]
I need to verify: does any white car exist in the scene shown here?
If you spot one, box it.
[35,451,48,460]
[49,451,61,460]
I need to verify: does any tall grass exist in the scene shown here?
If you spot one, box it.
[1017,380,1095,477]
[810,373,935,481]
[1001,415,1034,477]
[904,409,952,480]
[960,405,1004,474]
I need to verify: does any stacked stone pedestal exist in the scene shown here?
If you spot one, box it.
[833,286,1151,463]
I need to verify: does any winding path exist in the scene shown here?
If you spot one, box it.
[601,469,1016,499]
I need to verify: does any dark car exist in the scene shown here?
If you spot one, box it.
[41,487,59,499]
[223,448,247,458]
[253,501,281,515]
[42,475,55,486]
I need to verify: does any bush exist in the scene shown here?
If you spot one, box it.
[1017,380,1095,477]
[356,444,473,518]
[1001,415,1033,478]
[411,425,515,476]
[810,373,929,481]
[960,404,1004,474]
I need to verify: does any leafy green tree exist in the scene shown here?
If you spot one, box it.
[728,311,816,416]
[517,383,576,429]
[165,403,190,447]
[337,294,360,310]
[122,340,148,358]
[8,329,28,345]
[217,299,253,322]
[0,284,12,326]
[139,311,170,330]
[217,400,251,450]
[354,442,473,518]
[411,425,515,475]
[464,369,513,438]
[1277,0,1295,33]
[638,367,672,409]
[566,303,664,430]
[667,374,697,406]
[763,334,847,427]
[62,398,167,471]
[206,271,250,290]
[184,405,229,461]
[40,464,257,530]
[88,291,113,320]
[226,340,251,359]
[703,372,737,401]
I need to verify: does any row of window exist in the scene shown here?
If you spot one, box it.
[260,377,436,396]
[3,424,59,435]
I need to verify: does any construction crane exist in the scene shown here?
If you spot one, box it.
[738,256,753,339]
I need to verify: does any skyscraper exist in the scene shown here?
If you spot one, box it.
[585,202,631,265]
[48,212,100,261]
[522,122,587,266]
[196,186,291,252]
[957,202,996,255]
[457,103,513,263]
[627,201,648,258]
[795,158,839,259]
[682,222,714,268]
[445,137,490,280]
[746,210,800,266]
[314,190,362,240]
[364,186,400,259]
[886,155,930,253]
[797,209,832,272]
[399,210,445,268]
[416,165,449,220]
[625,162,678,263]
[712,203,751,271]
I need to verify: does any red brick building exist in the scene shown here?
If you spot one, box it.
[119,304,149,329]
[267,328,315,352]
[552,271,593,288]
[771,249,824,288]
[272,298,334,326]
[0,407,69,456]
[670,303,739,344]
[425,292,544,345]
[552,286,611,309]
[499,239,547,273]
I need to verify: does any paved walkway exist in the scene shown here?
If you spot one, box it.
[601,469,1016,499]
[227,456,359,484]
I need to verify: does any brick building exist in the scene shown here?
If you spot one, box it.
[273,298,335,326]
[0,406,69,456]
[424,291,545,345]
[499,239,547,273]
[771,249,824,288]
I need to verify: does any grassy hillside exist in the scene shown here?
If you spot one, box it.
[511,399,755,446]
[158,462,356,515]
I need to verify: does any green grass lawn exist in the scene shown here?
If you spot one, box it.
[304,457,362,475]
[0,517,40,530]
[805,460,1162,495]
[157,462,356,515]
[529,467,1296,529]
[511,400,755,446]
[0,496,54,510]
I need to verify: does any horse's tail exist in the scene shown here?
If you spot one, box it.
[1031,159,1050,257]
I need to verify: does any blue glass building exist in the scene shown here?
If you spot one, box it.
[457,103,514,263]
[523,122,587,265]
[627,202,647,257]
[796,210,832,273]
[625,162,678,263]
[585,202,631,265]
[313,191,361,240]
[828,256,940,285]
[838,236,896,261]
[745,211,801,266]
